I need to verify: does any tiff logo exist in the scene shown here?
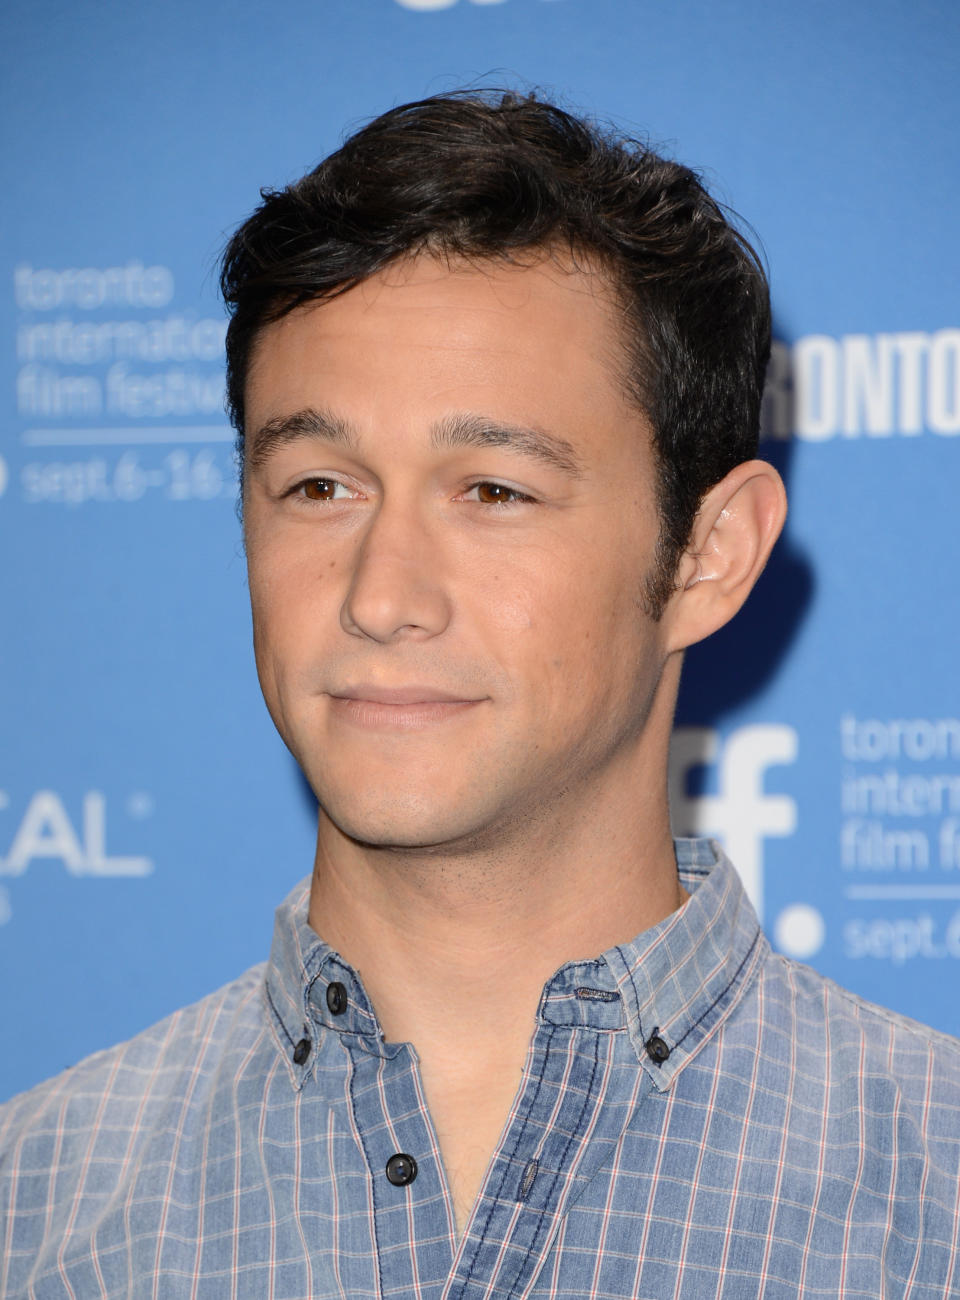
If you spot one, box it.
[669,725,798,922]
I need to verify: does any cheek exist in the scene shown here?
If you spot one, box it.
[474,560,608,684]
[480,587,535,634]
[514,566,655,704]
[248,548,330,676]
[249,526,338,606]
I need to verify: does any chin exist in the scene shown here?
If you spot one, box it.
[321,779,527,854]
[319,789,475,851]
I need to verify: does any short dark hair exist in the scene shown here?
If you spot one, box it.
[220,90,770,615]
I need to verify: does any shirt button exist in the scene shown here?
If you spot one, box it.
[385,1153,418,1186]
[326,981,347,1015]
[293,1037,312,1065]
[646,1034,670,1064]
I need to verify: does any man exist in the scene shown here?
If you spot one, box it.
[2,91,958,1298]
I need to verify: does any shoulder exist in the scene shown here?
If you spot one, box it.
[757,947,960,1062]
[741,949,960,1148]
[0,962,270,1170]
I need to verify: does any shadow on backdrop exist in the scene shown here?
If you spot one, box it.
[676,326,814,728]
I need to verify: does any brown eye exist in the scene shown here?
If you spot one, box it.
[474,482,523,505]
[301,478,340,501]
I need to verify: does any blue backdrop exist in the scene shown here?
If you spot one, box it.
[2,0,958,1102]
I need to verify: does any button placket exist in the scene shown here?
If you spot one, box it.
[343,1034,457,1286]
[448,1021,628,1299]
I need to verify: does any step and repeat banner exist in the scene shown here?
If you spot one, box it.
[2,0,958,1101]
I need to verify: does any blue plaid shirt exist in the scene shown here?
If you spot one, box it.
[3,838,959,1298]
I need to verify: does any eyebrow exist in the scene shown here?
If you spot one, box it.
[246,406,585,479]
[431,412,584,478]
[246,407,353,474]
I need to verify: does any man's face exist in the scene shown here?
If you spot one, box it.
[243,253,674,853]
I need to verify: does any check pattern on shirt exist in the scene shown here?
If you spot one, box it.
[2,839,959,1298]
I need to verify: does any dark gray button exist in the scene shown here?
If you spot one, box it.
[646,1034,670,1064]
[292,1037,311,1065]
[385,1153,418,1186]
[326,981,347,1015]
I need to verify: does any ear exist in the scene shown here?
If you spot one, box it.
[663,459,787,653]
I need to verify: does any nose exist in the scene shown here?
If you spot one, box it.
[340,496,452,643]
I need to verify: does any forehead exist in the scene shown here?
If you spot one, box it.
[244,252,637,436]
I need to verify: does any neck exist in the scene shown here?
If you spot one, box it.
[307,742,686,1050]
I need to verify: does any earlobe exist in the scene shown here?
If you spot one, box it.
[665,459,787,652]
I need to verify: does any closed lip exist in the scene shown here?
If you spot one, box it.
[329,685,484,705]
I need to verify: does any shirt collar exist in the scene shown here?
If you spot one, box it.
[263,837,767,1092]
[603,837,767,1088]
